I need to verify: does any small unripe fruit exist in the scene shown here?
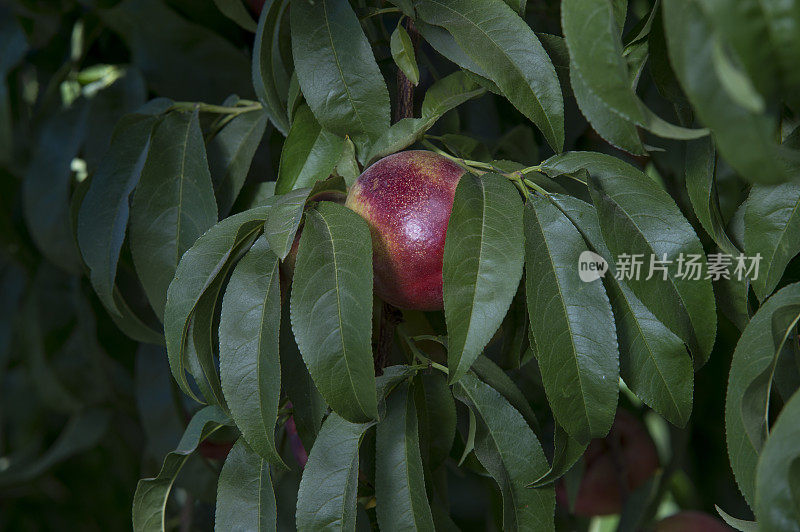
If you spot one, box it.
[345,150,464,310]
[557,410,659,516]
[655,511,732,532]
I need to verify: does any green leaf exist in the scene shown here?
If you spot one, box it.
[390,23,419,86]
[662,0,798,184]
[528,424,587,487]
[23,101,89,273]
[212,0,257,31]
[524,196,618,443]
[130,109,218,320]
[263,187,312,259]
[290,0,390,140]
[276,105,344,194]
[570,64,646,156]
[543,151,717,367]
[215,439,277,532]
[726,282,800,507]
[132,406,230,532]
[685,138,739,255]
[415,0,564,152]
[561,0,707,141]
[253,0,291,135]
[78,113,159,315]
[444,173,524,383]
[295,413,374,530]
[290,202,378,423]
[471,356,539,435]
[413,372,456,469]
[755,387,800,531]
[164,205,272,403]
[208,109,269,217]
[552,194,693,427]
[101,0,252,103]
[365,71,485,163]
[744,182,800,300]
[716,506,759,532]
[375,383,435,530]
[454,373,555,530]
[219,237,285,466]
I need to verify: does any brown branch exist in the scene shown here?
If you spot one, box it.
[375,302,403,375]
[394,19,420,123]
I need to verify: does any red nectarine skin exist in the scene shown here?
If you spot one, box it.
[557,410,660,516]
[655,511,732,532]
[345,151,464,310]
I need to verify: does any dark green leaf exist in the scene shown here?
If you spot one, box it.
[215,439,277,532]
[552,194,693,427]
[263,187,312,259]
[390,23,419,86]
[276,105,344,194]
[415,0,564,151]
[253,0,291,135]
[744,182,800,300]
[209,109,269,217]
[365,71,485,163]
[290,0,390,140]
[164,205,272,403]
[543,151,717,367]
[471,356,539,435]
[444,173,524,383]
[375,383,435,530]
[132,406,230,532]
[685,137,739,255]
[755,388,800,531]
[413,372,456,469]
[295,413,373,530]
[662,0,798,184]
[220,237,285,466]
[524,196,618,442]
[102,0,252,103]
[23,101,89,272]
[562,0,707,141]
[212,0,257,31]
[130,109,218,319]
[726,282,800,506]
[454,373,555,530]
[78,113,159,314]
[528,424,587,487]
[290,202,378,422]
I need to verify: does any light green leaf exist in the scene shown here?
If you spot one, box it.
[290,0,390,140]
[220,237,285,466]
[215,439,277,532]
[375,383,435,531]
[130,109,218,320]
[454,373,555,530]
[276,105,344,194]
[444,173,524,383]
[390,23,419,86]
[295,413,374,530]
[132,406,230,532]
[524,196,618,443]
[290,202,378,422]
[415,0,564,151]
[726,282,800,507]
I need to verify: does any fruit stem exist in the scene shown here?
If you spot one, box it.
[397,324,449,375]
